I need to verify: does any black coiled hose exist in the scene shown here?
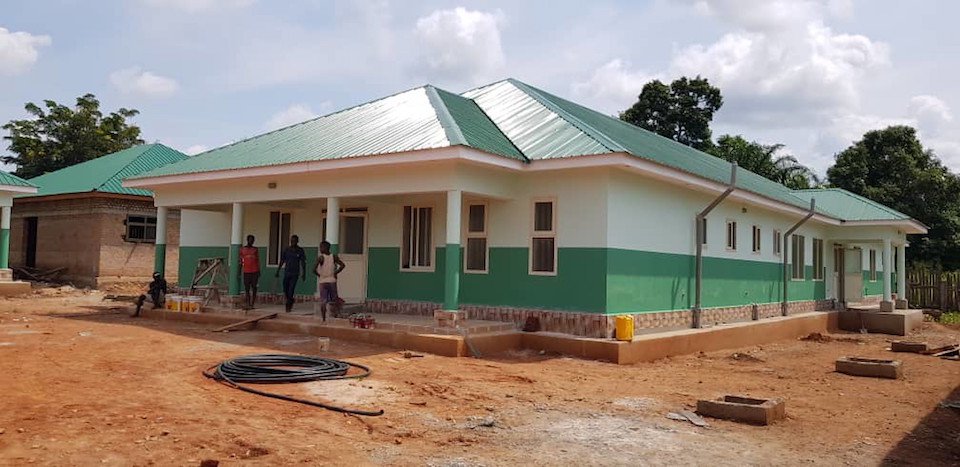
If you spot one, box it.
[203,354,385,416]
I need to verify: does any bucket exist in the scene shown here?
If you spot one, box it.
[166,294,181,311]
[184,296,202,313]
[615,315,634,341]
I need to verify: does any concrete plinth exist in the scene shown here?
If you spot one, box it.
[434,310,466,329]
[835,356,902,379]
[895,299,908,310]
[838,309,922,336]
[0,269,11,281]
[879,300,895,312]
[0,280,31,296]
[890,341,928,353]
[696,395,786,425]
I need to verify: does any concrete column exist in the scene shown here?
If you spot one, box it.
[326,197,340,254]
[229,202,243,296]
[881,238,893,311]
[896,244,908,309]
[443,190,461,311]
[0,206,10,270]
[154,206,168,277]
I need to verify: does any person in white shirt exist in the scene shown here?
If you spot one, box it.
[313,240,345,321]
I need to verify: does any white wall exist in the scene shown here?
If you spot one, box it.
[0,193,12,208]
[180,209,230,246]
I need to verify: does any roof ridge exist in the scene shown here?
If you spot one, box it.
[424,86,468,147]
[435,86,529,162]
[507,79,626,153]
[94,144,156,191]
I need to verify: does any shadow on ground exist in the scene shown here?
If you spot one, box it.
[881,383,960,466]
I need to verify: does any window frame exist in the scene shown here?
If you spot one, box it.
[464,202,489,274]
[400,205,435,272]
[267,211,293,267]
[773,230,782,257]
[529,197,558,276]
[751,225,761,254]
[812,238,824,281]
[791,234,806,280]
[869,249,877,281]
[725,219,737,251]
[124,214,157,243]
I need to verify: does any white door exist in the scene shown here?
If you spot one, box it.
[844,248,864,302]
[322,213,368,303]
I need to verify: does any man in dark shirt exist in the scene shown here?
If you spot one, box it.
[133,272,167,317]
[275,234,306,312]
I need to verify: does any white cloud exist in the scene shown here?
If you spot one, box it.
[0,27,51,76]
[263,102,331,131]
[141,0,254,13]
[110,67,179,97]
[414,7,505,85]
[184,144,209,155]
[571,59,660,114]
[909,95,953,134]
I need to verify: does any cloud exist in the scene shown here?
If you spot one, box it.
[184,144,209,155]
[0,27,51,76]
[571,59,660,114]
[263,102,331,131]
[110,67,179,97]
[413,7,505,85]
[141,0,254,13]
[909,95,953,134]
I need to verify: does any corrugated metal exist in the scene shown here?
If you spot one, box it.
[462,81,611,160]
[431,87,526,161]
[23,143,188,197]
[793,189,909,221]
[0,171,35,188]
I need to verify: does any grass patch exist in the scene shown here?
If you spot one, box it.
[941,311,960,325]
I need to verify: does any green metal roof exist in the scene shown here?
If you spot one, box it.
[0,171,36,189]
[23,143,188,198]
[429,87,525,161]
[793,189,911,221]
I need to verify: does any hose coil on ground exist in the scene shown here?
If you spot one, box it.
[204,354,384,416]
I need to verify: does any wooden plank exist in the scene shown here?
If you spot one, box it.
[211,313,278,332]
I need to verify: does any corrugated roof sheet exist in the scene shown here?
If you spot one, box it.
[430,87,526,161]
[23,143,188,197]
[0,171,36,189]
[793,189,911,221]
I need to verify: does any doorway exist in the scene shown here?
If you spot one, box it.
[843,247,864,303]
[322,212,368,303]
[24,216,37,268]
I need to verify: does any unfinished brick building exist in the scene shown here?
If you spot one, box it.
[9,144,188,287]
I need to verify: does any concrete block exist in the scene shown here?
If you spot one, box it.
[835,356,903,379]
[879,301,895,312]
[0,269,12,281]
[696,395,786,425]
[895,299,908,310]
[0,281,31,297]
[434,309,465,328]
[838,309,922,336]
[890,341,927,353]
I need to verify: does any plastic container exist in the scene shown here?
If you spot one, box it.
[184,296,202,313]
[615,315,634,341]
[166,294,181,311]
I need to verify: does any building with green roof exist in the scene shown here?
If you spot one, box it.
[0,171,37,295]
[11,144,188,287]
[125,79,926,337]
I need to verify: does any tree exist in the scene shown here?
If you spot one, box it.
[2,94,143,178]
[709,134,820,189]
[620,76,723,151]
[827,125,960,268]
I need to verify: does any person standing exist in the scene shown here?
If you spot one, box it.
[239,235,261,310]
[313,240,345,321]
[275,234,306,312]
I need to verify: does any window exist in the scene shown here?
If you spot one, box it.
[726,220,737,250]
[812,238,824,280]
[752,225,761,253]
[698,217,708,245]
[773,230,782,256]
[125,215,157,243]
[402,206,433,270]
[869,249,877,281]
[530,200,556,274]
[791,234,806,280]
[268,211,292,265]
[465,204,488,273]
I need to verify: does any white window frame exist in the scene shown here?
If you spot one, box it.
[267,211,293,267]
[751,225,761,254]
[869,249,877,282]
[529,197,558,276]
[773,230,782,257]
[791,234,806,280]
[400,205,435,272]
[725,219,737,251]
[812,238,824,281]
[464,202,489,274]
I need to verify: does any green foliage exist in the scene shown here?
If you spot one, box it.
[827,125,960,268]
[2,94,143,179]
[709,135,821,189]
[620,76,722,151]
[940,311,960,325]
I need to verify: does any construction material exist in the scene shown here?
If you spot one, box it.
[666,411,710,427]
[212,313,277,333]
[203,354,384,416]
[615,315,634,341]
[836,357,903,379]
[932,345,960,360]
[920,344,960,355]
[317,337,330,352]
[890,341,928,353]
[190,258,228,308]
[13,266,66,283]
[696,395,786,425]
[349,314,376,329]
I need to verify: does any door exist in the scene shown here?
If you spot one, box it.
[24,216,37,268]
[833,246,844,303]
[322,212,367,303]
[844,248,864,302]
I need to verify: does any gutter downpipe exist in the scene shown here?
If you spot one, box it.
[782,198,816,316]
[693,162,737,329]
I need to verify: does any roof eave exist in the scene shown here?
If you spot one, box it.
[0,184,38,194]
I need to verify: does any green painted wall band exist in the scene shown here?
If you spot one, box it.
[154,244,166,277]
[228,244,241,295]
[443,243,461,310]
[0,228,9,269]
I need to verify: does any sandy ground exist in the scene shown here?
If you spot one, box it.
[0,287,958,466]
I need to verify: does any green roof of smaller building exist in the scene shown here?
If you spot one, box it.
[793,188,911,221]
[23,143,188,198]
[0,171,36,189]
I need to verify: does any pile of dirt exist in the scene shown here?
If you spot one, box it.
[800,332,863,343]
[728,352,764,363]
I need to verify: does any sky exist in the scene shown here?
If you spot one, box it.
[2,0,960,176]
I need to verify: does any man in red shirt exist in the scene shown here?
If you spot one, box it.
[239,234,261,309]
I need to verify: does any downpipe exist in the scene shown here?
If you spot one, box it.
[782,198,816,316]
[693,162,737,329]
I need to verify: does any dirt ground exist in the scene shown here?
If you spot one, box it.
[1,288,958,466]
